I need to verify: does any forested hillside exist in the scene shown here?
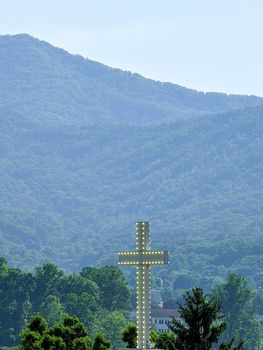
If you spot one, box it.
[0,34,262,126]
[0,34,262,293]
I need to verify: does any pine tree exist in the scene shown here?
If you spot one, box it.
[169,287,226,350]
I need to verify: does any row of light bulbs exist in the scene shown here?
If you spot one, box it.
[118,251,163,255]
[118,261,164,265]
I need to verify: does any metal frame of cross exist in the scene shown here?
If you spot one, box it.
[118,222,169,350]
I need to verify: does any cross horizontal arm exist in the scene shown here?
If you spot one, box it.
[118,250,169,265]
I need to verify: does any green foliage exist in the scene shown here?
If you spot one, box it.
[73,337,93,350]
[92,310,128,350]
[0,261,130,347]
[92,333,110,350]
[0,36,262,299]
[169,287,226,350]
[41,334,66,350]
[121,323,137,348]
[32,264,64,312]
[213,273,262,350]
[1,34,261,129]
[18,314,94,350]
[0,33,263,348]
[153,331,177,350]
[0,267,34,346]
[27,315,48,335]
[39,295,64,326]
[0,257,8,275]
[121,323,177,350]
[80,266,131,311]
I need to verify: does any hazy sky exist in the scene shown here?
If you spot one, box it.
[1,0,263,96]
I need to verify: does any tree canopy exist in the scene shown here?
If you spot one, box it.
[212,273,262,350]
[0,261,130,347]
[18,314,102,350]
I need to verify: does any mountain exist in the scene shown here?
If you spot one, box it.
[0,34,262,291]
[0,34,262,126]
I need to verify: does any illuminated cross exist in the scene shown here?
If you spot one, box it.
[118,222,169,350]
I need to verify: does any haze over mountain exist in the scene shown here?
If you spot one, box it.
[1,34,262,126]
[0,34,262,290]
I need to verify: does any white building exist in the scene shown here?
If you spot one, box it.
[151,308,178,332]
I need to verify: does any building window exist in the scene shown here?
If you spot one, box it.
[159,319,164,324]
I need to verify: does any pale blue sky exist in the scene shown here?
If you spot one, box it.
[1,0,263,96]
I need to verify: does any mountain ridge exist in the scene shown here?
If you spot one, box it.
[1,33,263,126]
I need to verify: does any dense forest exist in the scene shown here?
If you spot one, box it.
[0,35,263,294]
[0,34,262,326]
[0,258,262,349]
[0,257,131,348]
[0,103,262,291]
[0,34,262,127]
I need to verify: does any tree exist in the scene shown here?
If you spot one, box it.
[18,314,95,350]
[92,333,110,350]
[121,323,137,348]
[39,295,64,326]
[19,315,48,350]
[32,264,64,312]
[53,273,100,329]
[62,292,96,329]
[73,337,93,350]
[92,310,127,349]
[212,273,261,350]
[121,324,177,350]
[80,266,131,311]
[153,331,177,350]
[169,287,226,350]
[0,268,35,346]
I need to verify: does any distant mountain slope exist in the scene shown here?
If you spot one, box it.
[0,34,262,126]
[0,34,263,290]
[0,103,262,289]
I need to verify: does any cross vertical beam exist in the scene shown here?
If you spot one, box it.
[136,222,151,349]
[118,222,169,350]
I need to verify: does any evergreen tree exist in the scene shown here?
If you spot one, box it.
[169,287,226,350]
